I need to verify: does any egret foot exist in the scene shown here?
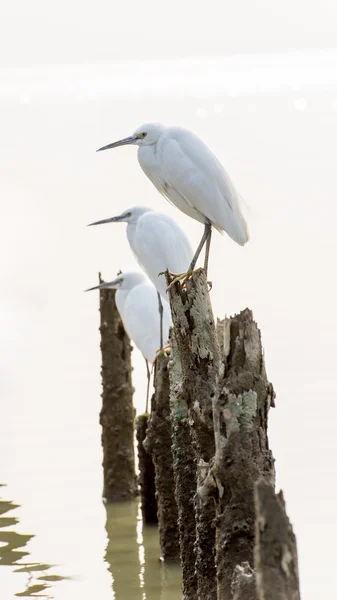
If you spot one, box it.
[152,345,170,370]
[165,269,194,291]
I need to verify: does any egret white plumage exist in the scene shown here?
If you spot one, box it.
[88,205,193,298]
[97,123,249,284]
[86,271,171,412]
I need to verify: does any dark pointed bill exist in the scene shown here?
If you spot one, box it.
[96,136,135,152]
[87,215,124,227]
[85,279,119,292]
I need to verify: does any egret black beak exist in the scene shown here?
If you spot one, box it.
[96,136,136,152]
[85,279,120,292]
[87,215,124,227]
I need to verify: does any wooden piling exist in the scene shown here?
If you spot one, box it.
[99,274,138,501]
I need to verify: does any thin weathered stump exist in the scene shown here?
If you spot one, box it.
[167,269,219,600]
[99,274,138,501]
[169,331,198,600]
[254,480,300,600]
[144,354,180,560]
[136,414,158,524]
[213,309,275,600]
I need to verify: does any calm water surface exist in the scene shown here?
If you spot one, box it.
[0,484,181,599]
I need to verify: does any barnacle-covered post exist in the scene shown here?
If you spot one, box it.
[165,259,303,600]
[144,354,180,559]
[254,479,301,600]
[213,309,275,599]
[136,412,158,524]
[169,330,198,599]
[99,274,138,501]
[167,269,219,600]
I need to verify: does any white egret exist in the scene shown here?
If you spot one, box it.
[87,206,193,340]
[97,123,249,284]
[86,271,171,413]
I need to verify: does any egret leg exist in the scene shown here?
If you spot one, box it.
[166,221,212,289]
[203,225,212,276]
[190,221,212,271]
[145,359,151,414]
[157,292,164,350]
[153,294,169,367]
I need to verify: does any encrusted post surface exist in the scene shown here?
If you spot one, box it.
[144,354,180,560]
[169,330,198,600]
[99,275,138,501]
[213,309,275,599]
[254,480,300,600]
[136,414,158,524]
[167,269,219,600]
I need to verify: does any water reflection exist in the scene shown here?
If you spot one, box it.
[0,484,66,598]
[104,500,181,600]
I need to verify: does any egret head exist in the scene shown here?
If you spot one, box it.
[88,206,153,227]
[85,271,147,292]
[96,123,164,152]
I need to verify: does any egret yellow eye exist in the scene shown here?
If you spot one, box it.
[139,132,147,139]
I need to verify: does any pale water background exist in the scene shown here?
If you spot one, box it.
[1,32,337,600]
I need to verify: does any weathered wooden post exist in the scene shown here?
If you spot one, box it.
[136,412,158,524]
[212,309,275,599]
[99,274,138,501]
[166,271,296,600]
[169,331,198,598]
[167,269,219,600]
[144,354,180,560]
[254,480,301,600]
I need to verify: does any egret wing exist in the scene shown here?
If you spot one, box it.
[157,128,249,245]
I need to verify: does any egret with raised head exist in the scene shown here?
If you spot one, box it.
[97,123,249,285]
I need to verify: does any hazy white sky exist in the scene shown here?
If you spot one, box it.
[1,2,337,599]
[2,0,337,64]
